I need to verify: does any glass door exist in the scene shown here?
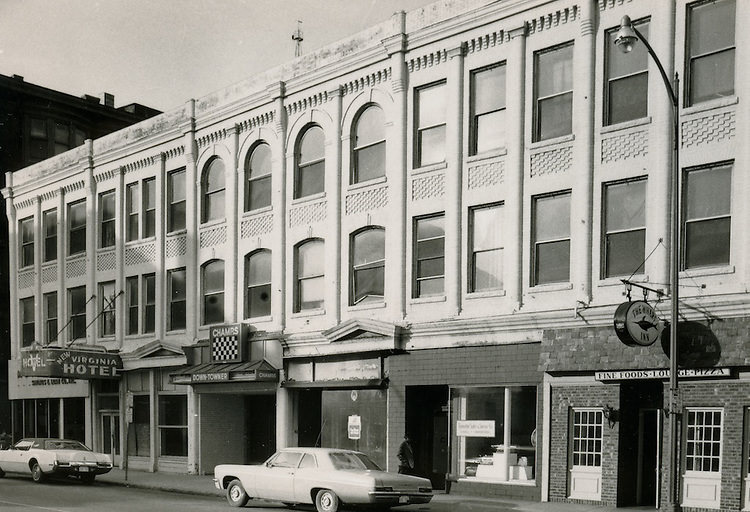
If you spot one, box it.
[101,413,121,465]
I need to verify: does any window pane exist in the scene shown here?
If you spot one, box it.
[248,144,272,179]
[205,159,225,192]
[354,266,384,303]
[690,50,735,104]
[686,165,731,219]
[203,261,224,293]
[418,238,445,260]
[473,249,503,291]
[300,276,324,309]
[355,106,385,147]
[537,92,572,141]
[298,241,324,278]
[130,395,151,457]
[418,83,446,128]
[608,22,649,78]
[606,180,646,232]
[418,256,444,279]
[689,0,735,56]
[472,206,503,252]
[170,269,186,301]
[418,277,444,296]
[30,118,46,138]
[606,229,646,277]
[473,65,506,115]
[170,202,186,232]
[247,284,272,317]
[204,293,224,324]
[353,229,385,267]
[417,215,444,240]
[297,161,325,197]
[69,202,86,229]
[418,125,446,167]
[247,251,272,285]
[475,110,506,154]
[608,73,648,125]
[535,194,570,241]
[685,218,730,268]
[354,141,385,182]
[169,170,186,202]
[159,395,187,425]
[300,126,325,164]
[248,176,272,210]
[537,45,573,98]
[536,240,570,284]
[206,190,225,221]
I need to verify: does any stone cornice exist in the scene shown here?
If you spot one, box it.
[237,111,274,134]
[285,90,330,117]
[196,128,229,148]
[407,48,449,73]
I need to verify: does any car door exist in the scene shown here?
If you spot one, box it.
[257,451,302,501]
[293,452,320,503]
[6,440,33,473]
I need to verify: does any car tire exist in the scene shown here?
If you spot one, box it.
[31,462,45,483]
[315,489,340,512]
[0,468,5,478]
[226,479,249,507]
[81,474,96,484]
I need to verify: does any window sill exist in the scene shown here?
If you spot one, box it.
[242,205,273,217]
[598,274,649,288]
[199,218,227,229]
[291,192,326,206]
[683,96,738,116]
[681,265,734,278]
[347,301,386,312]
[601,117,652,135]
[467,148,507,163]
[529,134,574,151]
[411,161,447,176]
[465,289,506,300]
[98,245,116,252]
[165,329,187,335]
[41,260,57,267]
[67,253,86,259]
[166,229,187,237]
[244,315,273,323]
[124,333,155,340]
[291,308,326,319]
[19,265,34,271]
[349,176,387,191]
[528,282,573,293]
[410,295,446,305]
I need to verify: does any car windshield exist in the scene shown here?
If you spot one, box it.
[328,452,382,471]
[44,440,89,451]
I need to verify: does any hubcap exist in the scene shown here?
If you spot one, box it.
[321,493,332,509]
[230,487,240,500]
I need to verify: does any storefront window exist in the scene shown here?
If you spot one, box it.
[451,386,536,483]
[129,395,151,457]
[158,394,187,457]
[63,398,85,442]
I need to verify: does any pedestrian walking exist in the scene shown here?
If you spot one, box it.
[397,434,415,475]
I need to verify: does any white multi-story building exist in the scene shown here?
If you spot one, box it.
[4,0,749,508]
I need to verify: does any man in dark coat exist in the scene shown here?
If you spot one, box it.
[397,434,414,475]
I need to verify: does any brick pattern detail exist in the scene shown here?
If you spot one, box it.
[601,129,648,163]
[41,265,57,284]
[18,269,35,289]
[66,257,86,278]
[241,214,273,239]
[681,110,736,149]
[289,200,327,227]
[468,160,505,189]
[345,186,388,215]
[530,146,572,177]
[166,235,187,258]
[411,173,445,201]
[125,243,156,266]
[199,225,227,248]
[97,250,116,272]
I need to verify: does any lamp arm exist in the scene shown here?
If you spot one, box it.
[632,26,677,108]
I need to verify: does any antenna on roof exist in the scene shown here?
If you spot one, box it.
[292,20,304,57]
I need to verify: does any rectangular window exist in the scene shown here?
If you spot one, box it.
[687,0,735,105]
[43,209,57,262]
[168,169,186,233]
[126,276,139,335]
[469,204,504,292]
[54,122,70,155]
[29,117,48,162]
[415,81,446,168]
[126,182,139,242]
[413,214,445,298]
[571,408,604,467]
[533,192,571,285]
[683,162,731,269]
[68,201,86,255]
[470,63,506,155]
[69,286,86,342]
[685,408,722,471]
[99,191,116,248]
[603,179,646,277]
[534,43,573,142]
[19,217,34,268]
[606,19,649,125]
[128,395,151,457]
[158,395,187,457]
[20,297,35,347]
[143,178,156,238]
[44,292,58,345]
[168,268,186,331]
[143,273,155,334]
[99,281,116,337]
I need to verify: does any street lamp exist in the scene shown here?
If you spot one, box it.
[615,15,681,512]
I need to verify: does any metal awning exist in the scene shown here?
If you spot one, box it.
[170,359,278,385]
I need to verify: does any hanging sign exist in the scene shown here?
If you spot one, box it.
[613,300,662,347]
[18,348,122,380]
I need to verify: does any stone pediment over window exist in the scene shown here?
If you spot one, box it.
[321,318,405,353]
[120,340,187,370]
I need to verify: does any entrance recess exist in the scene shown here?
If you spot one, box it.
[406,385,449,489]
[101,413,121,465]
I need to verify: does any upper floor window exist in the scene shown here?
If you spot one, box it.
[19,216,34,268]
[603,179,646,278]
[683,162,731,269]
[244,250,272,318]
[606,19,649,125]
[43,209,57,262]
[532,191,570,285]
[126,182,139,242]
[27,118,86,163]
[168,169,186,233]
[126,276,139,335]
[534,43,573,142]
[415,81,446,167]
[351,227,385,305]
[201,260,224,325]
[68,285,86,342]
[687,0,735,105]
[127,274,155,335]
[470,63,506,155]
[413,214,445,298]
[20,296,35,347]
[352,105,386,183]
[245,143,272,212]
[294,239,324,312]
[295,125,325,199]
[68,200,86,256]
[99,190,116,249]
[44,292,57,345]
[469,204,504,292]
[143,178,156,238]
[201,158,225,223]
[167,268,186,331]
[99,281,116,337]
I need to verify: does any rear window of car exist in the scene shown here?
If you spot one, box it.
[15,441,33,451]
[328,452,381,471]
[45,440,89,450]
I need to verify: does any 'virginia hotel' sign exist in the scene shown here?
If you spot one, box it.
[18,348,122,380]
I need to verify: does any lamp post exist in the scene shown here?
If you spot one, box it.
[615,15,681,512]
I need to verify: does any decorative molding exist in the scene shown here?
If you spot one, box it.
[289,200,327,227]
[163,145,185,161]
[63,181,85,194]
[166,234,187,258]
[241,214,274,239]
[196,128,229,148]
[527,5,578,34]
[412,173,445,201]
[345,186,389,215]
[466,30,508,54]
[122,155,159,176]
[468,160,505,189]
[18,270,35,289]
[601,129,648,163]
[97,250,117,272]
[42,265,57,284]
[125,243,156,266]
[199,224,227,248]
[681,110,735,149]
[597,0,635,12]
[342,68,391,96]
[94,167,119,184]
[66,257,86,278]
[530,146,573,177]
[238,111,274,134]
[285,91,330,116]
[407,48,449,73]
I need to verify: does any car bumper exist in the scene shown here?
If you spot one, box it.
[52,463,113,477]
[367,491,433,506]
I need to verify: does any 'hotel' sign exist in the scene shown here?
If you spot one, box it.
[18,348,122,380]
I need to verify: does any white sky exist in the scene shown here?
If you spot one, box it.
[0,0,435,112]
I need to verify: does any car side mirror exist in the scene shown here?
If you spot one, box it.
[266,461,273,468]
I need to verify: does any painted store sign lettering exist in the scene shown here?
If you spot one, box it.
[595,368,730,381]
[18,348,122,380]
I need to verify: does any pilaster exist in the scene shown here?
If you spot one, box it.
[326,86,343,325]
[56,188,65,348]
[183,100,198,342]
[226,125,239,323]
[33,196,42,344]
[5,174,18,358]
[155,154,166,341]
[268,82,287,331]
[82,142,96,346]
[115,167,125,350]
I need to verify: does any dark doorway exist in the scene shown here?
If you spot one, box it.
[244,394,276,464]
[405,385,449,490]
[297,389,322,447]
[617,381,662,508]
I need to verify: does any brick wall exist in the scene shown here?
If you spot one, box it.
[199,393,245,474]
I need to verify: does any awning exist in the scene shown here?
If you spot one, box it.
[170,359,278,385]
[281,378,387,389]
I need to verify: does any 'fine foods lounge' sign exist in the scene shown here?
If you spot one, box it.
[18,348,122,380]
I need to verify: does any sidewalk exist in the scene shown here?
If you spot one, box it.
[96,468,620,511]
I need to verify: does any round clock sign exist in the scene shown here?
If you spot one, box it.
[613,300,662,347]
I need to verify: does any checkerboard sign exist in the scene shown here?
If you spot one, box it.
[210,324,246,363]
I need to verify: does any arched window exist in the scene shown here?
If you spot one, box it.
[245,143,272,212]
[201,259,224,325]
[294,239,324,312]
[294,125,325,199]
[201,158,225,223]
[350,227,385,305]
[352,105,386,184]
[245,250,272,318]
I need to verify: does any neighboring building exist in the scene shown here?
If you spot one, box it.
[0,73,159,440]
[2,0,748,509]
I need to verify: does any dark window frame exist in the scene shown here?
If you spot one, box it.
[470,62,507,155]
[602,177,647,278]
[532,190,571,286]
[19,216,34,268]
[99,281,116,337]
[351,104,386,184]
[20,296,35,347]
[469,203,504,293]
[350,226,386,305]
[68,200,86,256]
[167,268,187,331]
[414,81,447,168]
[244,249,272,319]
[604,18,650,125]
[201,158,226,223]
[43,209,57,263]
[533,42,574,142]
[43,291,58,345]
[99,190,116,249]
[68,286,87,342]
[294,125,326,199]
[201,259,225,325]
[167,169,186,233]
[294,239,325,312]
[245,142,273,212]
[413,213,445,298]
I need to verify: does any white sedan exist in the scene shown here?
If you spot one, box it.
[214,447,433,511]
[0,438,113,483]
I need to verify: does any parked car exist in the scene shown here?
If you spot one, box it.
[214,447,433,511]
[0,438,113,483]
